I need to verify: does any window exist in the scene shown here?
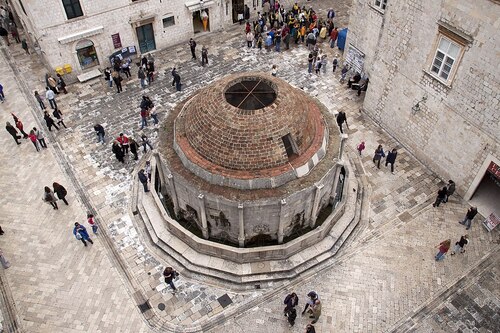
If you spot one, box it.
[162,16,175,28]
[62,0,83,19]
[374,0,387,10]
[430,37,461,81]
[76,39,99,69]
[282,134,298,158]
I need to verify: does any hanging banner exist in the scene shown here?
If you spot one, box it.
[112,33,122,49]
[483,212,499,232]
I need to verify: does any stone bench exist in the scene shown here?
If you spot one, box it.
[76,68,102,82]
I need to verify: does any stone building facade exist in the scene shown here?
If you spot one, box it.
[346,0,500,213]
[10,0,260,76]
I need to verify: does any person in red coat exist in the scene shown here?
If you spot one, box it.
[116,133,129,155]
[329,27,338,48]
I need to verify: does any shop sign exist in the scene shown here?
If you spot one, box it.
[112,33,122,49]
[483,212,499,232]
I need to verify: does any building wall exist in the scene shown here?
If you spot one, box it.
[10,0,260,74]
[346,0,500,195]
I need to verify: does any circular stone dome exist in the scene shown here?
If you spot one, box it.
[173,72,327,189]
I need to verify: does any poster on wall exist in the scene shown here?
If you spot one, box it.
[483,212,499,232]
[111,33,122,49]
[108,46,138,65]
[345,45,365,76]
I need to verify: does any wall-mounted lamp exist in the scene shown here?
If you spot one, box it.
[412,96,427,113]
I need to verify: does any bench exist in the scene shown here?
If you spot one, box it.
[77,68,102,82]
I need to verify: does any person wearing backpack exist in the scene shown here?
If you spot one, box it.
[163,266,179,292]
[284,292,299,326]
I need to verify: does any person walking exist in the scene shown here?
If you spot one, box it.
[28,130,40,151]
[357,141,365,156]
[459,207,478,230]
[140,108,148,130]
[329,27,338,48]
[14,116,29,139]
[385,149,398,174]
[112,71,123,93]
[34,91,46,110]
[284,292,299,326]
[163,266,179,291]
[150,107,159,126]
[373,144,385,169]
[73,222,94,247]
[52,108,67,128]
[141,134,154,153]
[112,140,125,163]
[246,31,254,48]
[42,186,58,210]
[443,180,455,203]
[5,122,21,145]
[435,239,451,261]
[45,87,57,109]
[104,67,113,87]
[138,67,147,89]
[145,160,152,181]
[189,38,197,59]
[94,124,105,144]
[53,182,68,205]
[201,46,208,66]
[138,169,149,192]
[87,213,98,234]
[43,111,59,132]
[301,291,319,315]
[56,74,67,94]
[21,38,29,54]
[308,53,314,73]
[130,138,140,161]
[432,186,448,207]
[117,133,130,155]
[332,56,338,73]
[450,235,469,255]
[171,68,182,92]
[336,110,348,134]
[33,127,47,148]
[0,248,10,269]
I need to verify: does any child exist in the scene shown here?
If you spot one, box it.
[271,64,277,77]
[87,213,98,234]
[145,160,152,181]
[257,35,263,50]
[315,57,322,74]
[332,56,338,72]
[357,141,365,155]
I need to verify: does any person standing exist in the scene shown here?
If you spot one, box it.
[357,78,370,96]
[373,144,385,169]
[336,110,348,134]
[52,108,67,128]
[45,87,57,109]
[201,46,209,66]
[56,74,67,94]
[332,56,338,73]
[444,180,455,203]
[5,122,21,145]
[189,38,197,59]
[47,75,59,94]
[309,299,322,324]
[163,266,179,291]
[43,111,59,132]
[21,38,30,54]
[112,140,125,163]
[308,52,314,73]
[284,292,299,326]
[138,169,149,192]
[130,138,139,161]
[385,149,398,174]
[94,124,105,144]
[145,160,152,181]
[246,31,254,48]
[117,133,130,155]
[0,26,10,46]
[305,324,316,333]
[73,222,93,247]
[42,186,58,210]
[356,141,365,155]
[33,127,47,148]
[34,91,45,110]
[171,68,182,92]
[14,116,29,139]
[140,108,148,130]
[141,134,153,153]
[112,71,123,93]
[104,67,112,87]
[87,213,98,234]
[271,64,278,77]
[28,130,40,151]
[150,107,159,126]
[329,27,338,48]
[435,239,451,261]
[459,207,478,230]
[53,182,68,205]
[450,235,469,255]
[432,186,448,207]
[138,67,146,89]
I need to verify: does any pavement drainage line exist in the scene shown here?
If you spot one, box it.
[385,248,500,333]
[1,48,169,333]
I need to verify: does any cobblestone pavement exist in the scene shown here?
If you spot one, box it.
[1,0,499,332]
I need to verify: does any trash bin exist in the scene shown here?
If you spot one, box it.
[63,64,72,74]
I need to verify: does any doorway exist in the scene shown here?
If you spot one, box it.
[193,9,210,34]
[136,23,156,53]
[469,168,500,216]
[232,0,244,23]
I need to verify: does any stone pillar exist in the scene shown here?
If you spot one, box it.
[166,174,180,218]
[278,199,286,244]
[309,184,324,228]
[330,160,345,204]
[198,194,209,239]
[238,203,245,247]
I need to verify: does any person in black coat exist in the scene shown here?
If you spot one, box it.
[112,141,125,163]
[171,69,182,92]
[459,207,478,230]
[43,112,59,131]
[94,124,105,144]
[336,110,348,134]
[385,148,398,174]
[348,72,361,88]
[444,180,455,203]
[433,186,448,207]
[130,138,139,161]
[53,182,68,205]
[5,122,21,144]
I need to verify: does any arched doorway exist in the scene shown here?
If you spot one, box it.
[76,39,99,69]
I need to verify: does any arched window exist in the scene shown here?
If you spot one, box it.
[76,39,99,69]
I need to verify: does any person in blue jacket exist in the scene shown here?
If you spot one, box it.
[73,222,94,247]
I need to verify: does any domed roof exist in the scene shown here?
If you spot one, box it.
[173,72,327,189]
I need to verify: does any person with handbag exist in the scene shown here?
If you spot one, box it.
[42,186,58,210]
[73,222,94,247]
[163,266,179,291]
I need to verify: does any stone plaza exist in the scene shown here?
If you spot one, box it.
[0,1,499,333]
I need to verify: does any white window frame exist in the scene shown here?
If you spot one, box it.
[430,36,461,82]
[373,0,387,11]
[162,16,175,28]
